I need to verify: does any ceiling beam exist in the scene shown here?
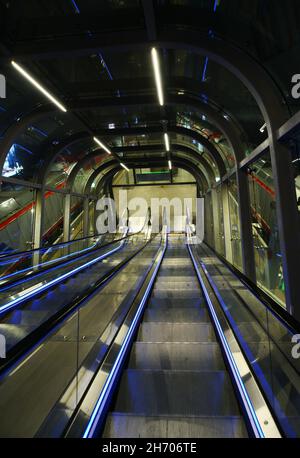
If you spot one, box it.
[142,0,157,41]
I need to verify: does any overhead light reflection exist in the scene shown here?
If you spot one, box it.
[164,133,170,151]
[120,163,129,172]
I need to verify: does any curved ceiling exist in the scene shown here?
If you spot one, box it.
[0,0,298,192]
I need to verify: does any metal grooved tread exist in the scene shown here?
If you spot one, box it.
[103,237,248,438]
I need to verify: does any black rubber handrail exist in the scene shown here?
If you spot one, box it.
[62,231,166,438]
[0,210,150,290]
[0,232,132,291]
[202,241,300,335]
[0,232,99,260]
[0,232,158,378]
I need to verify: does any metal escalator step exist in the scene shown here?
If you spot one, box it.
[129,342,225,370]
[111,369,240,416]
[103,413,247,438]
[151,290,202,299]
[143,307,209,322]
[137,323,216,342]
[155,276,197,284]
[158,268,195,277]
[147,297,205,308]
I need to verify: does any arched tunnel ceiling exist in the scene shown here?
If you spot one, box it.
[0,0,299,190]
[88,156,206,198]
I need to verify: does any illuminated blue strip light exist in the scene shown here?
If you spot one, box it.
[0,243,122,315]
[202,260,294,437]
[70,0,113,81]
[83,242,167,438]
[71,0,80,14]
[187,244,265,438]
[0,242,99,286]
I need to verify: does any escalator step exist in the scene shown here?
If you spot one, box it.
[147,297,205,308]
[151,290,202,299]
[129,342,225,370]
[137,323,216,342]
[110,369,241,416]
[158,268,195,277]
[143,307,209,323]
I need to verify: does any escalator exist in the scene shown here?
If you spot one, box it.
[0,229,299,438]
[102,234,247,438]
[0,234,162,437]
[0,234,146,355]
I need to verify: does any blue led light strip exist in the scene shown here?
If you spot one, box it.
[83,242,166,438]
[0,242,98,286]
[0,243,123,315]
[187,244,265,438]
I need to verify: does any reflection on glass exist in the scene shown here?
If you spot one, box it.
[0,182,35,255]
[248,152,286,307]
[216,185,225,256]
[43,191,64,246]
[70,196,84,240]
[228,176,242,270]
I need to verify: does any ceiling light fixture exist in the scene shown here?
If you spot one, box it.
[168,160,172,170]
[11,60,67,112]
[164,133,170,152]
[151,48,164,106]
[93,137,112,154]
[259,123,266,133]
[120,162,129,172]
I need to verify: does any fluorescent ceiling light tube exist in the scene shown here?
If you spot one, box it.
[259,123,266,133]
[0,244,121,315]
[168,160,172,170]
[11,60,67,112]
[151,48,164,106]
[120,162,129,172]
[164,133,170,152]
[93,137,112,154]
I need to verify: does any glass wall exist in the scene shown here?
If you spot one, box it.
[248,152,286,307]
[42,191,65,246]
[227,176,243,271]
[214,185,226,257]
[204,191,214,248]
[70,196,84,240]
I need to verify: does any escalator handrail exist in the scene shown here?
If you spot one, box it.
[0,229,157,379]
[63,227,167,438]
[204,241,300,335]
[186,238,282,438]
[186,223,300,335]
[0,210,151,290]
